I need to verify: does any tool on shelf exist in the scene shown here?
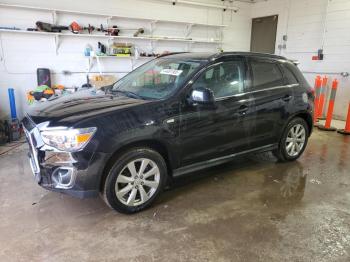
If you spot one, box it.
[133,28,145,37]
[0,26,20,30]
[97,42,107,55]
[109,43,133,57]
[69,21,83,34]
[97,24,120,36]
[85,24,95,34]
[35,21,69,32]
[97,25,145,37]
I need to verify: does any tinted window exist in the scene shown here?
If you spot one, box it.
[281,64,299,84]
[251,60,284,90]
[192,60,245,98]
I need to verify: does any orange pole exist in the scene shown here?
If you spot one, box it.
[338,102,350,135]
[313,76,322,123]
[317,76,328,119]
[345,103,350,132]
[324,79,338,128]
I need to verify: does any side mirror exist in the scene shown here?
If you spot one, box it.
[190,88,215,105]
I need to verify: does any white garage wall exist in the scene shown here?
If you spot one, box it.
[6,0,348,121]
[252,0,350,120]
[0,0,252,119]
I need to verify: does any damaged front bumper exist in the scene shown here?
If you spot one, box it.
[22,117,109,198]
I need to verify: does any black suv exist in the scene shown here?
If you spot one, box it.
[23,52,313,213]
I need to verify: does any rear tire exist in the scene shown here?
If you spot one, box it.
[273,117,309,162]
[102,148,167,214]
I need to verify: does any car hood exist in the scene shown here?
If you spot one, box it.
[26,89,151,127]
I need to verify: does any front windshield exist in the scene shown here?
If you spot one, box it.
[112,57,204,100]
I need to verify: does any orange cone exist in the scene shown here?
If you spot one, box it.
[338,102,350,135]
[318,79,338,131]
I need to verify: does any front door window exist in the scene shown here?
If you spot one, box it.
[192,60,245,99]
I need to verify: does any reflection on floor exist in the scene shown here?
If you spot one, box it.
[0,129,349,261]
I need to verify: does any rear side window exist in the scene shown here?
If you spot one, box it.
[250,60,284,90]
[281,64,299,85]
[284,62,310,88]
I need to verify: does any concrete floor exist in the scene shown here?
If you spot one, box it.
[0,129,350,262]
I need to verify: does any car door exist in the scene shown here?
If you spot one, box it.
[178,57,255,166]
[248,57,294,148]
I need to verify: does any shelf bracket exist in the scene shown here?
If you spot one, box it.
[107,36,113,46]
[87,56,93,72]
[150,20,158,37]
[184,23,194,38]
[150,39,158,53]
[52,10,57,25]
[215,27,224,44]
[54,34,60,55]
[106,16,113,28]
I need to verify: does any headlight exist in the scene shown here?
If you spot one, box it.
[41,127,97,152]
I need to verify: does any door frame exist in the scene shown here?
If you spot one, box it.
[177,56,254,166]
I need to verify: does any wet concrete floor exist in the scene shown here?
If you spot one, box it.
[0,129,350,261]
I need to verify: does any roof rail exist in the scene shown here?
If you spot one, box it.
[156,52,189,58]
[289,59,300,66]
[214,52,287,60]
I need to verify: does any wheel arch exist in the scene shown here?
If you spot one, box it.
[277,111,313,144]
[274,111,312,162]
[99,139,174,192]
[293,111,313,136]
[277,111,313,143]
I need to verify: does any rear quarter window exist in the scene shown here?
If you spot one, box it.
[280,64,299,85]
[284,62,311,90]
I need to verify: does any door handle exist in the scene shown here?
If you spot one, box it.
[237,105,248,115]
[282,95,292,102]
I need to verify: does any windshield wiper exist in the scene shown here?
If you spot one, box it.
[102,85,113,94]
[110,89,144,100]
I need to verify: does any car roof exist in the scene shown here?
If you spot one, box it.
[160,52,288,62]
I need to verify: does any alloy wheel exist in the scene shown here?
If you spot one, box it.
[285,124,306,157]
[115,158,160,207]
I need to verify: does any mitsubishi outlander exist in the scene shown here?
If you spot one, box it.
[23,52,313,213]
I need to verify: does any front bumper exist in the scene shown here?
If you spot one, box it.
[23,117,110,198]
[38,161,102,198]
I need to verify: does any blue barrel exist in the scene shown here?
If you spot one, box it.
[8,88,17,120]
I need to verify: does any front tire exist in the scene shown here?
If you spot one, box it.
[273,117,309,162]
[102,148,167,214]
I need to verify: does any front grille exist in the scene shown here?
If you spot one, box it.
[23,122,41,175]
